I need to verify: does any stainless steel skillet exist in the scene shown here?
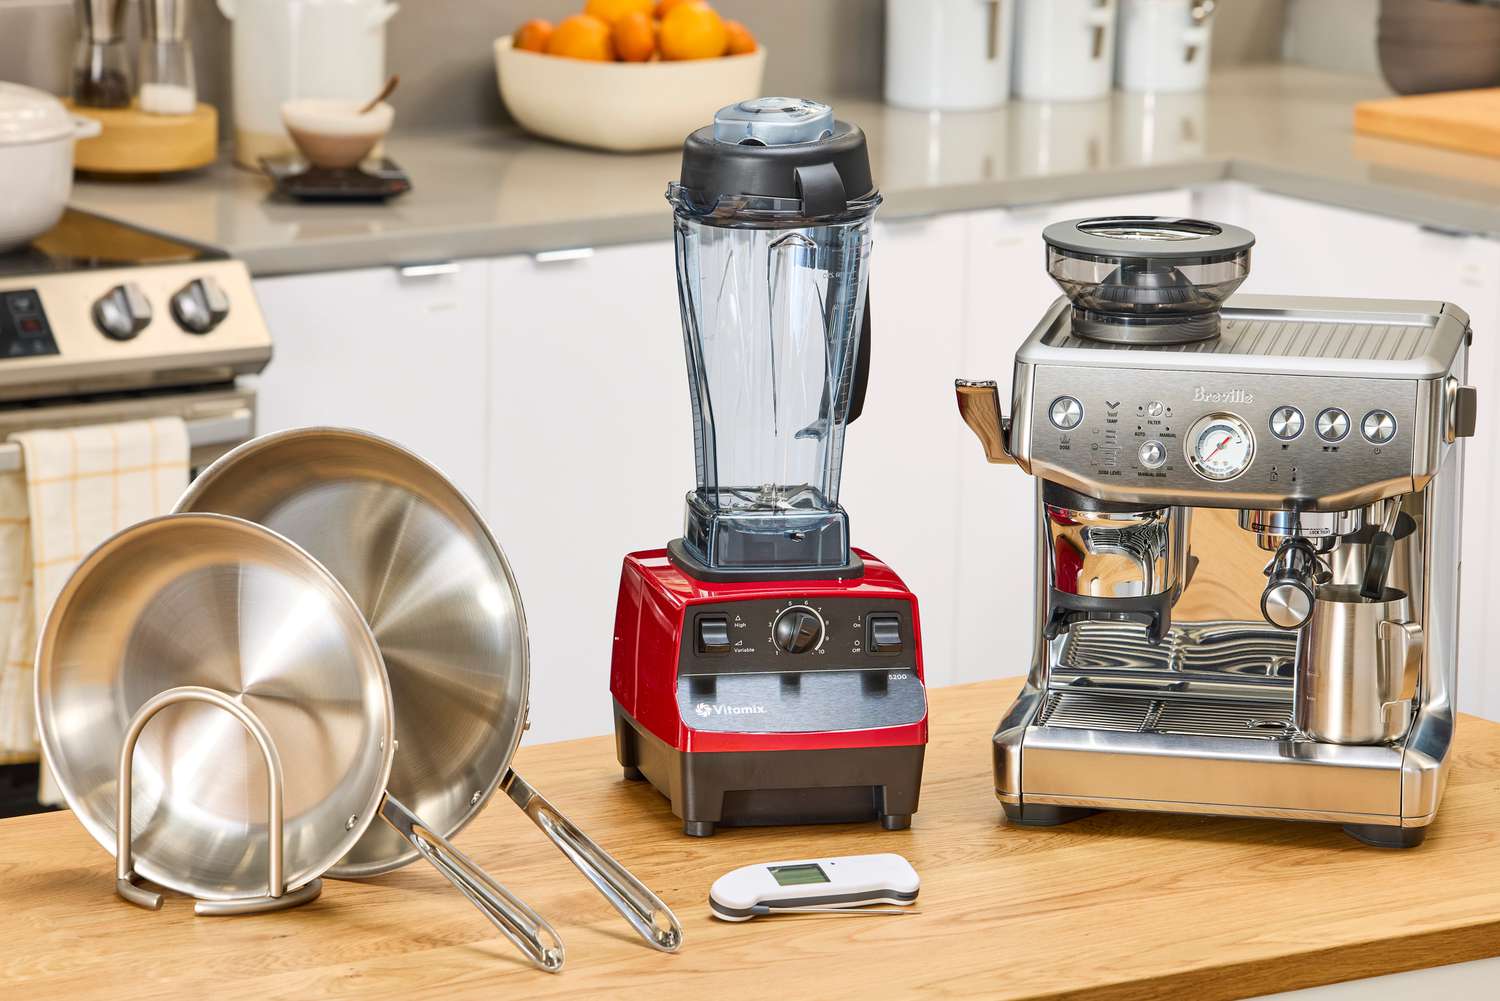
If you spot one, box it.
[175,428,682,952]
[34,514,565,970]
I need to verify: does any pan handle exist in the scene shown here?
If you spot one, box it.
[378,795,566,973]
[501,769,683,953]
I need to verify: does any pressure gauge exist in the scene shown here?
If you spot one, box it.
[1186,413,1255,481]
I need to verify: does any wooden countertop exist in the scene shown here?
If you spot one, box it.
[5,678,1500,1001]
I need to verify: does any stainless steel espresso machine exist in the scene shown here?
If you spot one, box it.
[958,216,1478,847]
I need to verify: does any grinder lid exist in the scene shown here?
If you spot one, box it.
[674,98,877,221]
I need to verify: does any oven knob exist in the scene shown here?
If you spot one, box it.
[170,277,230,334]
[1315,407,1350,442]
[1048,396,1084,430]
[1361,410,1397,444]
[92,283,152,341]
[772,605,824,654]
[1269,406,1304,440]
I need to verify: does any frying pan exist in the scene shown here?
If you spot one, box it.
[35,514,567,970]
[175,428,682,953]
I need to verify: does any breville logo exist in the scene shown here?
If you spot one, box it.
[695,702,767,718]
[1192,387,1255,404]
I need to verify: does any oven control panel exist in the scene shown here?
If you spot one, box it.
[0,289,60,360]
[1023,366,1423,504]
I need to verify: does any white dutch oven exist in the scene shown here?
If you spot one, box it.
[0,83,101,252]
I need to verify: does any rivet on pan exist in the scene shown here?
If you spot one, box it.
[470,790,482,806]
[345,815,358,831]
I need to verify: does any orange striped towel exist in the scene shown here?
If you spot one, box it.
[0,419,189,765]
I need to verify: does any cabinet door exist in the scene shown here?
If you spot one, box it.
[842,215,969,687]
[251,263,491,506]
[486,242,690,745]
[1231,188,1500,721]
[955,190,1194,685]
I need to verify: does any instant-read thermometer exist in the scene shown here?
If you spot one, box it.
[709,853,920,921]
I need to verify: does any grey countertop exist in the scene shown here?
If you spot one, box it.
[71,65,1500,277]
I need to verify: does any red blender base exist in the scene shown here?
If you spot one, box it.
[609,547,928,837]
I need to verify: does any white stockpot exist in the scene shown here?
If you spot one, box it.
[885,0,1016,111]
[0,83,101,252]
[1012,0,1117,102]
[216,0,398,168]
[1116,0,1215,93]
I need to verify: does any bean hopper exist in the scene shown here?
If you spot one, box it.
[610,99,928,838]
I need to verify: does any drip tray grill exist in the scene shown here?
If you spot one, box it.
[1058,620,1298,676]
[1037,690,1299,740]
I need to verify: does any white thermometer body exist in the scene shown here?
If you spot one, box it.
[709,853,920,921]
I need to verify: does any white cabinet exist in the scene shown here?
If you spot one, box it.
[251,263,491,506]
[485,242,690,745]
[954,190,1194,684]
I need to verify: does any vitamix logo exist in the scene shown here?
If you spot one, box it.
[694,702,767,718]
[1192,387,1255,404]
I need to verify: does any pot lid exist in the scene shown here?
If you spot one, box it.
[0,82,75,145]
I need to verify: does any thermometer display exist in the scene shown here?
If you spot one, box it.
[1187,413,1255,480]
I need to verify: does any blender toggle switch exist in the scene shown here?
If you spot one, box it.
[868,614,903,654]
[697,615,732,654]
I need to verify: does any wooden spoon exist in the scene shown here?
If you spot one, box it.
[359,75,400,115]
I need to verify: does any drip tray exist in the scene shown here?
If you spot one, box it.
[1037,690,1298,740]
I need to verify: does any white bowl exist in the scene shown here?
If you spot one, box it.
[280,98,394,169]
[494,36,767,153]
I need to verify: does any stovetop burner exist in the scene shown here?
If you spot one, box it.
[0,209,224,279]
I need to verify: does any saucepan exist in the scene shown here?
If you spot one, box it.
[174,427,682,952]
[34,514,567,970]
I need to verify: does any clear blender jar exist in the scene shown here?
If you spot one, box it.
[669,99,879,575]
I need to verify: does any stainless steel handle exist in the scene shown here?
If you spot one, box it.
[378,794,566,973]
[396,261,461,278]
[1379,620,1424,708]
[0,408,253,474]
[956,380,1014,464]
[501,769,683,953]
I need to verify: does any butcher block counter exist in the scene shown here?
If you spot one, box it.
[5,678,1500,1001]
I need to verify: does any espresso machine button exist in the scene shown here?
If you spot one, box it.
[696,615,732,655]
[773,605,824,654]
[1269,406,1304,440]
[1315,408,1350,442]
[867,614,904,654]
[1138,440,1167,469]
[1361,410,1397,444]
[1048,396,1084,430]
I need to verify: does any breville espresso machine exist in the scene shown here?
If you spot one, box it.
[958,216,1478,847]
[610,99,927,837]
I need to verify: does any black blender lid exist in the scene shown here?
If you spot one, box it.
[676,98,876,218]
[1044,217,1255,261]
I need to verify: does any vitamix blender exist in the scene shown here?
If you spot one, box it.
[610,99,928,837]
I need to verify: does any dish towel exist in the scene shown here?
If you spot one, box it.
[0,418,189,801]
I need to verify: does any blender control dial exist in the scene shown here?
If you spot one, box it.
[772,605,825,654]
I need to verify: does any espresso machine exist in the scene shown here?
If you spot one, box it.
[958,216,1477,847]
[610,99,927,837]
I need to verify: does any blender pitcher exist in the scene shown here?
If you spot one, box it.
[668,98,879,575]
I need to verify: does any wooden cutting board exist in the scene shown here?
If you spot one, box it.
[1354,88,1500,158]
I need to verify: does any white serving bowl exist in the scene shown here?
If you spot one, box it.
[494,36,767,153]
[280,98,394,169]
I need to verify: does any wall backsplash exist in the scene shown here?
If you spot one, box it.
[1,0,1284,137]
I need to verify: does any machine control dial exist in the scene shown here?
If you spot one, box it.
[92,283,152,341]
[1185,413,1255,481]
[772,605,825,654]
[1138,440,1167,469]
[1048,396,1084,430]
[1361,410,1397,444]
[1269,406,1304,440]
[171,277,230,334]
[1315,408,1350,442]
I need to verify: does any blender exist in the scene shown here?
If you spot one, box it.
[610,99,928,837]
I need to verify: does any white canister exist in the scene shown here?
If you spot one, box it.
[885,0,1016,111]
[1116,0,1215,93]
[216,0,399,168]
[1012,0,1117,102]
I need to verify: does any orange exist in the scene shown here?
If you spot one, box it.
[614,10,656,61]
[545,13,616,61]
[658,1,728,60]
[724,19,756,55]
[513,18,554,53]
[654,0,694,17]
[584,0,653,25]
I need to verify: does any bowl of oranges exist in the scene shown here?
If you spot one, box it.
[495,0,763,152]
